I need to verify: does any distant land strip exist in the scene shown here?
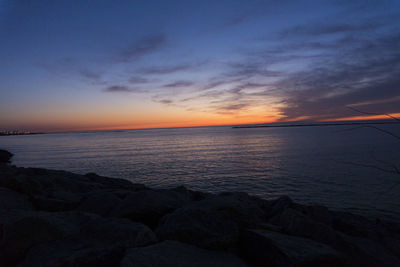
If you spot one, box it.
[0,132,45,136]
[232,121,400,129]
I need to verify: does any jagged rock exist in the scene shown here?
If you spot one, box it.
[0,211,156,267]
[77,191,122,216]
[240,229,345,267]
[0,149,13,163]
[111,189,192,228]
[121,240,248,267]
[156,207,239,250]
[0,187,33,210]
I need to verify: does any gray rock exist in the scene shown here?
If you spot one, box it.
[0,165,141,197]
[0,211,156,266]
[32,195,80,212]
[21,241,125,267]
[187,192,267,227]
[339,233,400,267]
[240,229,345,267]
[121,240,248,267]
[111,189,191,228]
[268,208,339,247]
[0,187,33,210]
[85,172,146,191]
[77,191,122,216]
[156,207,239,250]
[0,149,13,163]
[264,196,293,219]
[0,212,66,266]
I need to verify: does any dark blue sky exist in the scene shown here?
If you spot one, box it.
[1,0,399,131]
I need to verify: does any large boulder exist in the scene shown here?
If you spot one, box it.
[339,233,400,267]
[156,207,239,250]
[0,187,33,210]
[263,196,293,219]
[121,240,248,267]
[77,191,122,216]
[111,189,192,228]
[0,166,142,197]
[268,208,340,247]
[21,241,125,267]
[184,192,267,227]
[240,229,345,267]
[0,211,156,267]
[0,149,13,163]
[84,172,146,191]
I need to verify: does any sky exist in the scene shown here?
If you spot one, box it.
[0,0,399,132]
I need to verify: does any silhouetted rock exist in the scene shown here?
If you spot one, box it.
[0,210,156,266]
[187,192,266,227]
[268,207,340,247]
[0,149,13,163]
[121,240,247,267]
[111,189,192,228]
[264,195,293,219]
[22,244,125,267]
[1,158,400,267]
[77,190,122,216]
[240,229,345,267]
[156,207,239,250]
[0,187,33,210]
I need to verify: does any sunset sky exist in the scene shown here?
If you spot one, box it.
[1,0,399,132]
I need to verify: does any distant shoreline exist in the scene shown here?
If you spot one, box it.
[233,121,400,129]
[0,132,45,136]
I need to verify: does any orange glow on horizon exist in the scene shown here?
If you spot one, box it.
[321,113,400,122]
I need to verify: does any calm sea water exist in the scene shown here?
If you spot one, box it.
[1,125,399,220]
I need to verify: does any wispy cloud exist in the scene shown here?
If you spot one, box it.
[163,80,194,88]
[103,85,143,93]
[118,35,166,62]
[140,64,195,75]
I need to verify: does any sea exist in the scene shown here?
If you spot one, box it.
[1,123,399,221]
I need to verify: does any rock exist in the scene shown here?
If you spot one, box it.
[268,208,340,247]
[187,192,267,227]
[84,172,146,191]
[0,149,13,163]
[121,240,248,267]
[156,207,239,250]
[339,233,400,267]
[292,203,332,225]
[79,215,157,248]
[264,196,293,219]
[77,191,122,216]
[21,241,125,267]
[0,165,141,197]
[0,211,156,266]
[331,210,376,238]
[0,187,33,210]
[32,195,80,212]
[111,189,192,228]
[0,212,66,266]
[240,229,345,267]
[170,185,212,201]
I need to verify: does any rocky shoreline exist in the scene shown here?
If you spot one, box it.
[0,149,399,266]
